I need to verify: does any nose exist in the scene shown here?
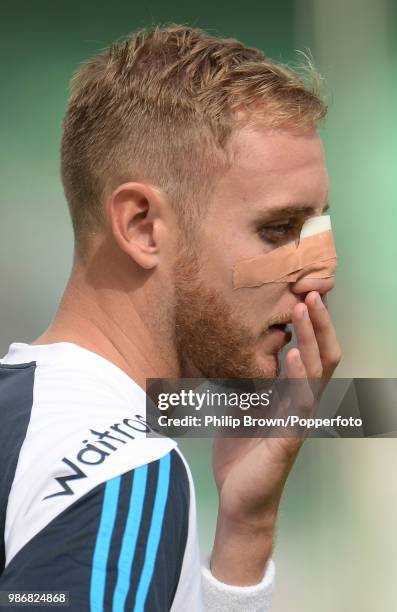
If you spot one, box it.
[289,275,335,297]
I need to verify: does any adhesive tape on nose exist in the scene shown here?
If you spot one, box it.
[232,215,337,289]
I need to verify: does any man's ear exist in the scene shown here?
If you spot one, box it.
[107,182,166,270]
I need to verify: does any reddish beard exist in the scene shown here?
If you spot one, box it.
[173,245,280,379]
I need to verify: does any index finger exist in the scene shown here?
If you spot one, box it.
[305,291,342,377]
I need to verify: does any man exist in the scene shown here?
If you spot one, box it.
[0,24,341,611]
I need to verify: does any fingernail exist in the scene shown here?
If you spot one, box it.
[302,304,309,319]
[295,351,302,365]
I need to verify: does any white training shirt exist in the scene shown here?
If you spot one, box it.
[0,342,274,611]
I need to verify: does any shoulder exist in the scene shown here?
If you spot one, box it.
[0,343,178,569]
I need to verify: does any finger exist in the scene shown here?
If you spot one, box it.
[283,348,314,445]
[305,291,342,377]
[292,302,323,378]
[284,347,307,379]
[285,348,313,408]
[274,348,306,423]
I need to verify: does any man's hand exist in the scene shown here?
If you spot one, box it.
[210,290,342,585]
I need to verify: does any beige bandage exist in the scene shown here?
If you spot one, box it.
[233,215,337,289]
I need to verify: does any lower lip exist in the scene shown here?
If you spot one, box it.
[268,326,292,344]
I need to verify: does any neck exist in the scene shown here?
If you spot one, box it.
[33,261,181,389]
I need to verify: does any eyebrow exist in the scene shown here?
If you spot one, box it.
[255,202,330,223]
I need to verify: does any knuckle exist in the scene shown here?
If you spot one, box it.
[300,391,315,412]
[334,348,343,363]
[310,366,323,379]
[327,348,342,365]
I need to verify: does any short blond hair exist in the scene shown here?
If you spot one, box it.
[61,24,327,251]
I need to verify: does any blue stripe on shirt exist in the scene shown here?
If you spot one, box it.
[112,464,148,611]
[133,453,171,612]
[90,476,121,612]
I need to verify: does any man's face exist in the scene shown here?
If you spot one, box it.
[173,125,330,378]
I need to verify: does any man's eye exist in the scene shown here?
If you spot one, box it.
[258,223,298,244]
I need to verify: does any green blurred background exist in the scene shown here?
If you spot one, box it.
[1,0,396,609]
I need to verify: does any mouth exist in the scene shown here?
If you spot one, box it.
[264,314,293,346]
[268,322,292,340]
